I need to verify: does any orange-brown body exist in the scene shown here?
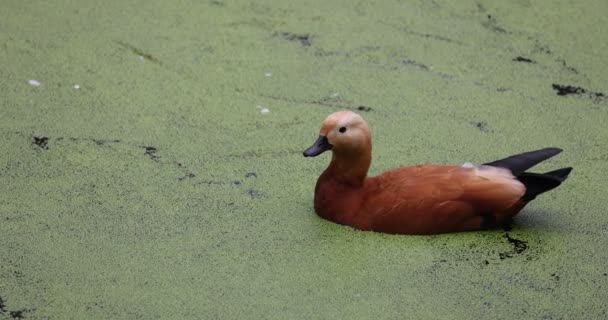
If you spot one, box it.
[304,111,569,235]
[314,163,527,234]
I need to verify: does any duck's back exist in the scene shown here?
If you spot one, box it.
[362,164,526,234]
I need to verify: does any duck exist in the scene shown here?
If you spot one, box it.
[303,110,572,234]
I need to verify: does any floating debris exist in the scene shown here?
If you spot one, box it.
[552,83,607,103]
[499,233,528,259]
[73,84,80,89]
[142,146,160,161]
[512,56,535,63]
[265,72,272,77]
[278,32,311,46]
[552,84,586,96]
[28,80,41,86]
[256,104,270,114]
[33,136,49,150]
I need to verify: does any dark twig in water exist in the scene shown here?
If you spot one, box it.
[512,56,535,63]
[114,40,163,64]
[552,84,607,103]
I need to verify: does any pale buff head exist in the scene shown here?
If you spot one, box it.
[303,110,371,157]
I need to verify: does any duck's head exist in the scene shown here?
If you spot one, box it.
[303,110,371,157]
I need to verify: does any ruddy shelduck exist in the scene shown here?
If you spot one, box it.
[303,111,572,234]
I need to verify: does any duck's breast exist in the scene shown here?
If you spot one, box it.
[314,178,370,229]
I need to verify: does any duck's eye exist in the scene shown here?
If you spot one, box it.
[339,127,347,133]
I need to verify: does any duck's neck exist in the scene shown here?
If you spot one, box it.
[324,148,371,187]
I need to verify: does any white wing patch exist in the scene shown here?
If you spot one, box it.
[460,162,525,201]
[461,162,476,169]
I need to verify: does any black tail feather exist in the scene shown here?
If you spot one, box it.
[483,147,562,176]
[543,167,573,181]
[485,148,571,201]
[518,173,558,201]
[517,167,572,201]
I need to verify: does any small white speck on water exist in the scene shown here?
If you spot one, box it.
[261,108,270,114]
[139,55,144,61]
[28,80,41,86]
[330,92,339,98]
[264,72,272,77]
[73,84,80,89]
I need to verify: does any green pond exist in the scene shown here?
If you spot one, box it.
[1,0,607,319]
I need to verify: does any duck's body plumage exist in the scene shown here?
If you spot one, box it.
[315,164,526,234]
[304,111,571,235]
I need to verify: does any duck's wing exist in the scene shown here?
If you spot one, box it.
[366,165,525,234]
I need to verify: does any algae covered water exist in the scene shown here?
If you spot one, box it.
[1,0,607,319]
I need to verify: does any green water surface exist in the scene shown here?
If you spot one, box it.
[1,0,607,319]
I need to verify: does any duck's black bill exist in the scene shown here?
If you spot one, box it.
[303,135,332,157]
